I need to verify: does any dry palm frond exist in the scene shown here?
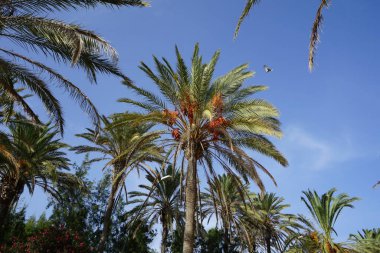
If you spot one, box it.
[309,0,330,71]
[234,0,261,38]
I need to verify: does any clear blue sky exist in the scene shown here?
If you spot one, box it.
[17,0,380,246]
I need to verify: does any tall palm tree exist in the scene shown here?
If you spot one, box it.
[0,0,147,132]
[127,165,184,253]
[0,120,76,230]
[201,174,251,253]
[246,193,301,253]
[300,188,358,253]
[117,44,288,253]
[72,116,163,253]
[235,0,330,71]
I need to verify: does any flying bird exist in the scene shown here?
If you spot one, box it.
[264,65,273,73]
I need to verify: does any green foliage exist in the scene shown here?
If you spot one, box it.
[202,228,224,253]
[47,155,94,242]
[0,207,26,243]
[0,156,157,252]
[24,213,52,236]
[114,220,157,253]
[350,228,380,253]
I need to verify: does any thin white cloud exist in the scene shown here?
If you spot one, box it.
[281,126,359,171]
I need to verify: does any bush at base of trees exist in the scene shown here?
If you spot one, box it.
[0,224,91,253]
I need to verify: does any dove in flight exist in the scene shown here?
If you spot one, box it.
[264,65,273,73]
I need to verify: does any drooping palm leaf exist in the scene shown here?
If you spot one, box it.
[0,0,147,131]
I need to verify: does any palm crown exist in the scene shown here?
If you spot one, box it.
[72,115,163,252]
[0,120,75,228]
[300,188,359,253]
[350,229,380,253]
[201,174,252,252]
[119,43,288,190]
[127,165,183,253]
[248,193,301,253]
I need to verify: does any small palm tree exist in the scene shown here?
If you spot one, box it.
[127,165,184,253]
[0,0,147,131]
[72,116,163,252]
[247,193,301,253]
[235,0,330,71]
[201,174,250,253]
[300,188,358,253]
[0,120,75,229]
[117,44,288,253]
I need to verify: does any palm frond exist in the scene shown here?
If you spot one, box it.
[309,0,330,71]
[234,0,261,38]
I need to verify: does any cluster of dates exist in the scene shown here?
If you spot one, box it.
[161,93,228,142]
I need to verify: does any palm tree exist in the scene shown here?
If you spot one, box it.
[235,0,330,71]
[300,188,358,253]
[72,116,163,252]
[0,120,76,230]
[127,165,184,253]
[117,44,288,253]
[0,0,147,132]
[350,229,380,253]
[247,193,301,253]
[201,174,251,253]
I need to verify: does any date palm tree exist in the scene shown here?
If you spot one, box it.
[72,116,163,252]
[0,120,76,230]
[300,188,358,253]
[235,0,330,71]
[127,165,184,253]
[0,0,147,132]
[117,44,288,253]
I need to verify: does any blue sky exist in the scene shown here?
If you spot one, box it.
[15,0,380,248]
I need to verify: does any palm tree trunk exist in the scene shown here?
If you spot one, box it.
[0,178,23,231]
[223,226,229,253]
[0,193,14,231]
[265,236,271,253]
[252,242,257,253]
[98,176,121,253]
[182,143,197,253]
[161,221,168,253]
